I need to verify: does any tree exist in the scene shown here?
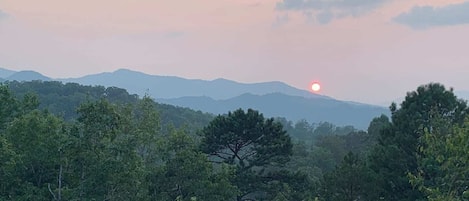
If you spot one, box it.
[0,135,18,199]
[6,80,214,131]
[321,152,374,201]
[410,118,469,201]
[291,119,314,143]
[132,95,164,165]
[70,99,146,200]
[342,130,373,156]
[314,135,346,167]
[286,142,323,183]
[0,84,18,131]
[4,110,66,200]
[200,108,293,200]
[149,129,238,201]
[367,114,391,142]
[368,83,469,200]
[312,122,335,136]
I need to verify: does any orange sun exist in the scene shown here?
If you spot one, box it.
[311,82,321,92]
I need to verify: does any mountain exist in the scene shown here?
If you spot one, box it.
[0,67,17,78]
[158,93,388,129]
[61,69,330,100]
[2,67,388,128]
[7,70,51,82]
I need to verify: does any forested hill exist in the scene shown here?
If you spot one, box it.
[5,80,214,130]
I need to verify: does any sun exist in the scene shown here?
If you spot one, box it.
[311,82,321,92]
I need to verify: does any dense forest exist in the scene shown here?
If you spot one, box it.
[1,81,468,200]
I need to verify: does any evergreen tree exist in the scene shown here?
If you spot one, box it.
[200,108,293,200]
[368,83,468,200]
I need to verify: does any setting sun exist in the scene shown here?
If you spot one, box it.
[311,82,321,92]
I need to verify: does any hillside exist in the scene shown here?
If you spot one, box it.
[5,80,214,130]
[158,93,388,129]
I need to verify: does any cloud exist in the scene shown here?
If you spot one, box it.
[316,11,334,24]
[0,9,8,20]
[276,0,388,24]
[394,2,469,29]
[272,14,290,27]
[277,0,387,10]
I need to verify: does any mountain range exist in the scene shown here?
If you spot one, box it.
[0,67,393,129]
[61,69,331,100]
[157,93,386,128]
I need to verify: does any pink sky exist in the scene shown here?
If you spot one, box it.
[1,0,469,105]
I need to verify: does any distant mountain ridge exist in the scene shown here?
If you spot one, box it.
[60,68,331,100]
[158,92,387,129]
[0,67,17,78]
[6,70,51,82]
[1,68,327,100]
[1,67,391,129]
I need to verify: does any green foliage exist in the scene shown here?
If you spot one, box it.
[133,95,165,165]
[367,114,391,140]
[265,170,317,201]
[70,99,147,200]
[290,119,315,143]
[201,108,292,168]
[368,83,469,201]
[310,129,374,174]
[0,135,18,198]
[0,84,18,131]
[6,80,214,132]
[286,142,323,181]
[0,82,215,200]
[410,118,469,201]
[5,80,469,201]
[3,109,66,200]
[6,80,126,120]
[315,135,346,166]
[201,108,294,200]
[149,130,238,200]
[320,152,377,201]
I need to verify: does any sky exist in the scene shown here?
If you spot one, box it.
[1,0,469,105]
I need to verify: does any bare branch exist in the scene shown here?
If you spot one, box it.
[48,183,58,201]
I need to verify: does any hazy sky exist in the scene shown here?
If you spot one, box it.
[1,0,469,105]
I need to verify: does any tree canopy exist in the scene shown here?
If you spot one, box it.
[2,81,469,201]
[201,108,294,200]
[369,83,469,200]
